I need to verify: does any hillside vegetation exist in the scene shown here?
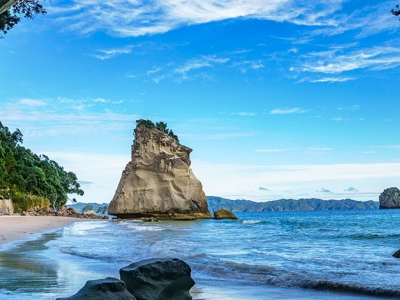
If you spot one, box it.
[0,122,83,211]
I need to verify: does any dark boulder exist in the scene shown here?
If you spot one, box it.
[213,209,238,220]
[379,187,400,209]
[56,277,135,300]
[393,249,400,258]
[120,258,195,300]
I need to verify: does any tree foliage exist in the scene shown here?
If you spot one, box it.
[392,4,400,18]
[0,0,46,37]
[0,122,84,209]
[136,119,180,142]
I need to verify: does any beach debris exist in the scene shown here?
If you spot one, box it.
[120,257,195,300]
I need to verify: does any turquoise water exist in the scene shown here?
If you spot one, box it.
[1,210,400,299]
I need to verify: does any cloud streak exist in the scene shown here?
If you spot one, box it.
[50,0,348,37]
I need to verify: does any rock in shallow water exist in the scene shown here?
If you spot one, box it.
[120,258,195,300]
[56,277,136,300]
[213,209,238,220]
[379,187,400,209]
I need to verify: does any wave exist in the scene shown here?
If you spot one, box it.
[192,260,400,297]
[241,220,267,225]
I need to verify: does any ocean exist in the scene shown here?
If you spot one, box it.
[1,209,400,299]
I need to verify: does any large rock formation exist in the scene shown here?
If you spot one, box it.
[379,187,400,209]
[108,123,212,220]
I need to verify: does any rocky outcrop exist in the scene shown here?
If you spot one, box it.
[120,258,195,300]
[0,196,14,214]
[56,277,135,300]
[108,123,211,220]
[213,209,238,220]
[57,258,195,300]
[379,187,400,209]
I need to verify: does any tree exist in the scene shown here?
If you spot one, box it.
[0,0,46,37]
[392,5,400,18]
[0,121,84,209]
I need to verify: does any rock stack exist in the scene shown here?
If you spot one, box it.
[108,122,212,220]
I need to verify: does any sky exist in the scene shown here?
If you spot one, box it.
[1,0,400,204]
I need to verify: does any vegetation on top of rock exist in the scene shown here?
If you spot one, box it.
[0,121,84,210]
[135,119,179,142]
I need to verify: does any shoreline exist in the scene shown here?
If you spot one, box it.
[0,215,94,247]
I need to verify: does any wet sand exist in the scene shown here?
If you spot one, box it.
[0,216,89,246]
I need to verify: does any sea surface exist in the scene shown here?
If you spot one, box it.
[1,210,400,299]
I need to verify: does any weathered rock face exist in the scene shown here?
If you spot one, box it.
[213,209,238,220]
[108,124,211,220]
[379,187,400,209]
[56,277,136,300]
[0,197,14,214]
[120,258,195,300]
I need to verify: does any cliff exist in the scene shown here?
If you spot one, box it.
[108,123,212,220]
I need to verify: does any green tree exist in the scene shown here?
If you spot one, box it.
[0,0,46,37]
[0,121,84,209]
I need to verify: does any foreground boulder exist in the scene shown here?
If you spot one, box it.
[120,258,195,300]
[379,187,400,209]
[393,250,400,258]
[56,277,135,300]
[213,209,238,220]
[108,120,212,220]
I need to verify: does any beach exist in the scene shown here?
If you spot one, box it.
[0,210,399,299]
[0,215,89,247]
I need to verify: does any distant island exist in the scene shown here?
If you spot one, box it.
[68,197,379,215]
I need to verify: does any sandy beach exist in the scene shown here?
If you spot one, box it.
[0,216,88,247]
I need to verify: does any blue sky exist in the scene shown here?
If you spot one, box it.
[1,0,400,203]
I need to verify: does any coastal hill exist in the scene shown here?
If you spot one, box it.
[108,120,212,220]
[207,196,379,213]
[69,197,379,214]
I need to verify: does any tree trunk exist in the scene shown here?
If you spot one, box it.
[0,0,18,15]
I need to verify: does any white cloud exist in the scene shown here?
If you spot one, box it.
[255,148,290,153]
[50,0,348,37]
[301,45,400,76]
[20,99,46,107]
[308,147,332,151]
[231,112,256,116]
[91,45,134,60]
[193,160,400,201]
[308,77,355,83]
[270,107,308,114]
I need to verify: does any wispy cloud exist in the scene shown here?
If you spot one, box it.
[270,107,308,115]
[255,148,290,153]
[344,187,359,192]
[318,188,332,193]
[20,99,46,107]
[301,45,400,76]
[50,1,348,37]
[91,45,134,60]
[231,112,256,116]
[0,98,138,138]
[308,147,332,151]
